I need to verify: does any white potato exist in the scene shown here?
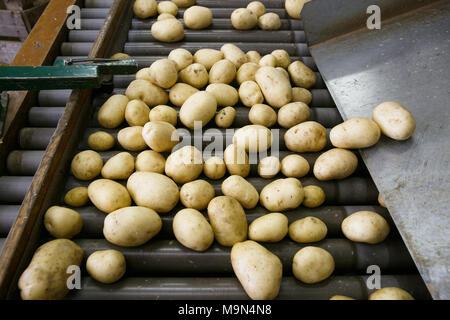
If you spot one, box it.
[88,179,131,213]
[239,80,264,107]
[180,179,215,210]
[98,94,128,128]
[151,18,184,42]
[258,12,281,30]
[71,150,103,181]
[369,287,414,300]
[117,126,147,151]
[194,49,224,70]
[179,63,209,88]
[88,131,115,151]
[125,79,168,107]
[288,60,316,89]
[289,216,327,243]
[215,106,236,128]
[64,187,89,207]
[135,150,165,173]
[86,250,126,284]
[206,83,238,107]
[173,208,214,251]
[149,104,177,126]
[172,0,196,8]
[292,87,312,104]
[224,143,250,177]
[125,99,150,126]
[330,117,381,149]
[284,121,327,152]
[313,148,358,181]
[329,295,356,300]
[341,211,390,244]
[203,157,226,179]
[142,121,179,152]
[285,0,311,19]
[260,178,304,211]
[292,246,335,284]
[222,175,259,209]
[133,0,157,19]
[148,58,178,88]
[101,152,135,180]
[246,50,261,64]
[183,6,212,29]
[247,1,266,18]
[231,8,257,30]
[277,102,310,128]
[44,206,82,239]
[255,66,292,108]
[179,91,217,129]
[271,49,291,68]
[157,1,178,15]
[136,67,151,81]
[169,83,199,107]
[259,54,277,67]
[221,43,248,68]
[378,193,387,208]
[281,154,310,178]
[249,103,277,127]
[168,48,193,71]
[157,12,177,21]
[258,156,280,178]
[248,213,288,242]
[209,59,236,84]
[165,146,204,183]
[372,101,416,140]
[233,124,272,152]
[302,185,326,208]
[236,62,260,84]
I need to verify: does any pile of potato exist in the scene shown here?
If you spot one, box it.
[231,1,281,31]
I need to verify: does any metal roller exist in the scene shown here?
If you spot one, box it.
[19,127,55,150]
[80,8,110,19]
[28,107,65,127]
[0,176,33,203]
[80,19,105,30]
[6,150,44,176]
[0,205,20,236]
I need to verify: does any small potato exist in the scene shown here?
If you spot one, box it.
[142,121,179,152]
[215,107,236,128]
[330,117,381,149]
[179,91,217,129]
[372,101,416,140]
[157,1,178,15]
[86,250,126,284]
[231,240,282,300]
[135,150,165,173]
[281,154,310,178]
[194,49,224,70]
[148,58,178,89]
[239,80,264,107]
[224,144,250,177]
[330,295,356,300]
[71,150,103,181]
[255,66,292,108]
[203,157,226,179]
[292,246,335,284]
[183,6,212,29]
[88,179,131,213]
[378,193,387,208]
[277,102,310,128]
[101,152,135,180]
[259,54,277,67]
[44,206,82,239]
[172,0,196,8]
[110,53,131,60]
[125,79,168,107]
[303,185,326,208]
[88,131,115,151]
[236,62,260,85]
[135,67,152,81]
[127,172,179,212]
[246,50,261,64]
[165,146,204,183]
[289,216,327,243]
[103,206,162,247]
[271,49,291,69]
[173,208,214,251]
[206,83,238,107]
[168,48,193,71]
[258,12,281,30]
[231,8,257,30]
[179,63,209,88]
[221,43,248,68]
[169,83,199,107]
[157,12,176,21]
[248,213,288,242]
[98,94,128,128]
[209,59,236,84]
[207,196,248,246]
[288,61,316,89]
[125,99,150,126]
[284,121,327,152]
[117,126,147,151]
[341,211,390,244]
[222,175,259,209]
[369,287,414,300]
[285,0,311,19]
[258,156,281,178]
[313,148,358,181]
[260,178,304,211]
[247,1,266,18]
[133,0,157,19]
[180,179,215,210]
[292,87,312,104]
[151,18,184,42]
[149,105,177,126]
[64,187,89,207]
[249,103,277,127]
[276,67,290,81]
[233,124,272,152]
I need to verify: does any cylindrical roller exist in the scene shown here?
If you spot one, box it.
[84,0,115,8]
[0,176,33,203]
[19,127,55,150]
[0,205,20,236]
[86,0,287,9]
[80,19,105,30]
[38,89,71,107]
[177,8,289,19]
[80,8,109,19]
[28,107,64,127]
[7,150,44,175]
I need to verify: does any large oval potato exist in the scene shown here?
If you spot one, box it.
[255,66,292,108]
[148,58,178,88]
[103,206,162,247]
[249,103,277,127]
[277,102,310,128]
[209,59,236,84]
[168,48,193,71]
[207,196,248,246]
[125,99,150,127]
[271,49,291,68]
[222,175,259,209]
[183,5,212,29]
[173,208,214,251]
[86,250,126,284]
[88,131,115,151]
[125,79,168,107]
[18,239,83,300]
[127,171,179,212]
[44,206,82,239]
[215,106,236,128]
[98,94,128,128]
[101,152,135,180]
[180,179,215,210]
[194,48,223,70]
[288,60,316,89]
[71,150,103,180]
[258,12,281,30]
[372,101,416,140]
[231,8,257,30]
[258,156,280,178]
[289,216,327,243]
[221,43,248,68]
[330,117,381,149]
[313,148,358,181]
[117,126,147,151]
[149,104,177,126]
[236,62,260,84]
[64,187,89,207]
[151,18,184,42]
[285,0,311,19]
[302,185,326,208]
[280,154,310,178]
[179,91,217,129]
[341,211,390,244]
[135,67,151,81]
[239,80,264,107]
[248,213,288,242]
[172,0,196,8]
[203,156,226,179]
[260,178,304,211]
[292,246,335,284]
[206,83,238,107]
[292,87,312,104]
[157,1,178,15]
[165,145,204,183]
[179,63,209,88]
[246,50,261,64]
[224,143,250,177]
[169,82,199,107]
[369,287,414,300]
[133,0,157,19]
[135,150,165,173]
[259,54,277,67]
[284,121,327,152]
[247,1,266,17]
[88,179,131,213]
[142,121,179,152]
[233,124,272,152]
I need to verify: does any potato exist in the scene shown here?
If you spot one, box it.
[88,131,115,151]
[284,121,327,152]
[103,206,162,247]
[303,185,326,208]
[142,121,179,152]
[183,6,212,29]
[206,83,238,107]
[173,208,214,251]
[180,179,215,210]
[313,148,358,181]
[88,179,131,213]
[289,216,327,243]
[101,152,135,180]
[329,295,356,300]
[157,12,176,21]
[292,87,312,104]
[292,246,335,284]
[276,67,290,81]
[260,178,304,211]
[148,58,178,88]
[231,240,282,300]
[207,196,248,246]
[277,102,310,128]
[288,61,316,89]
[168,48,193,71]
[203,156,226,179]
[372,101,416,140]
[221,43,248,68]
[157,1,178,15]
[194,49,224,70]
[86,250,126,284]
[125,79,168,107]
[135,67,152,81]
[285,0,311,19]
[233,124,272,152]
[117,126,147,151]
[247,1,266,18]
[224,143,250,177]
[44,206,82,239]
[125,99,150,126]
[172,0,196,8]
[246,50,261,64]
[248,213,288,242]
[151,18,184,42]
[135,150,165,173]
[258,156,281,179]
[280,154,310,178]
[255,66,292,108]
[258,13,281,30]
[71,150,103,181]
[169,83,199,106]
[179,91,217,129]
[378,193,386,208]
[215,106,236,128]
[18,239,83,300]
[133,0,157,19]
[330,117,381,149]
[259,54,277,67]
[209,59,236,84]
[64,187,89,207]
[369,287,414,300]
[126,172,179,212]
[165,145,203,183]
[249,103,276,127]
[271,49,291,68]
[98,94,128,128]
[341,211,390,244]
[236,62,259,84]
[179,63,209,88]
[149,104,177,126]
[231,8,257,30]
[110,52,131,60]
[222,175,259,209]
[239,80,264,107]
